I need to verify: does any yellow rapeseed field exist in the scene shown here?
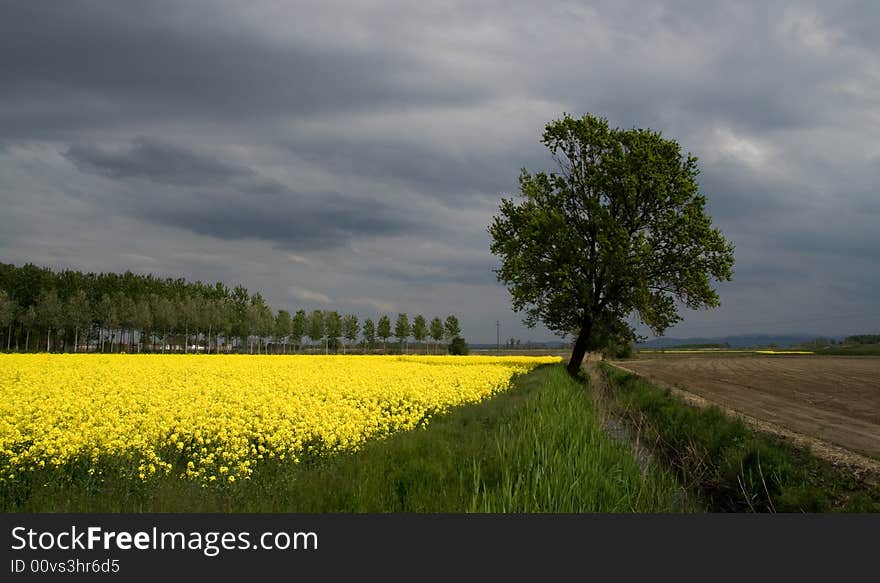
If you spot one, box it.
[0,354,559,485]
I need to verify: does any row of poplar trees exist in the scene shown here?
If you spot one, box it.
[0,263,464,354]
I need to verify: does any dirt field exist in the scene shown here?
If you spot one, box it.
[613,356,880,461]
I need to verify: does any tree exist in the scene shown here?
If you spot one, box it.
[291,309,306,352]
[307,310,325,353]
[429,317,444,355]
[488,113,734,378]
[248,294,273,353]
[412,314,427,354]
[151,295,175,353]
[377,315,391,352]
[443,315,461,343]
[325,310,342,353]
[219,299,236,353]
[275,309,292,354]
[0,290,18,351]
[362,317,376,352]
[117,292,136,352]
[394,313,411,353]
[19,306,37,351]
[230,285,251,352]
[96,294,119,352]
[35,289,62,352]
[179,296,192,351]
[133,298,152,353]
[342,314,359,354]
[65,289,91,353]
[448,336,469,355]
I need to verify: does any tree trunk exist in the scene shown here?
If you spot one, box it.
[566,318,593,378]
[74,328,79,353]
[6,324,11,351]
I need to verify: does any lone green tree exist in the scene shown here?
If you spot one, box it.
[489,113,734,378]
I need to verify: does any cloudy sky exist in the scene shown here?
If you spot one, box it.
[1,1,878,343]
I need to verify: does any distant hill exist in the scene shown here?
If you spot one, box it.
[637,334,832,349]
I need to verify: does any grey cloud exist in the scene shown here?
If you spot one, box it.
[769,227,880,261]
[2,0,880,341]
[288,136,546,202]
[366,257,500,287]
[0,2,494,141]
[61,137,420,250]
[136,189,413,251]
[64,138,253,186]
[697,160,805,224]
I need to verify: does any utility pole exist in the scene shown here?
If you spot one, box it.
[496,320,500,350]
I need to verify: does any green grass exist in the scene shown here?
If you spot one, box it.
[600,363,880,512]
[2,365,687,513]
[811,344,880,356]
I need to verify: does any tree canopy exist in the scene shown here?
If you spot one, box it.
[489,113,735,377]
[0,262,466,356]
[377,315,392,349]
[443,315,461,341]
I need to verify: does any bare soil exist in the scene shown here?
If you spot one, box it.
[611,355,880,479]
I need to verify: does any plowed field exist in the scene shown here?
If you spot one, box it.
[616,356,880,460]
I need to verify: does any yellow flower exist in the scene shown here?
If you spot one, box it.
[0,354,559,485]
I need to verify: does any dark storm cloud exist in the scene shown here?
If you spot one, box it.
[286,135,549,201]
[61,137,417,250]
[137,190,411,251]
[64,138,253,186]
[0,1,493,140]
